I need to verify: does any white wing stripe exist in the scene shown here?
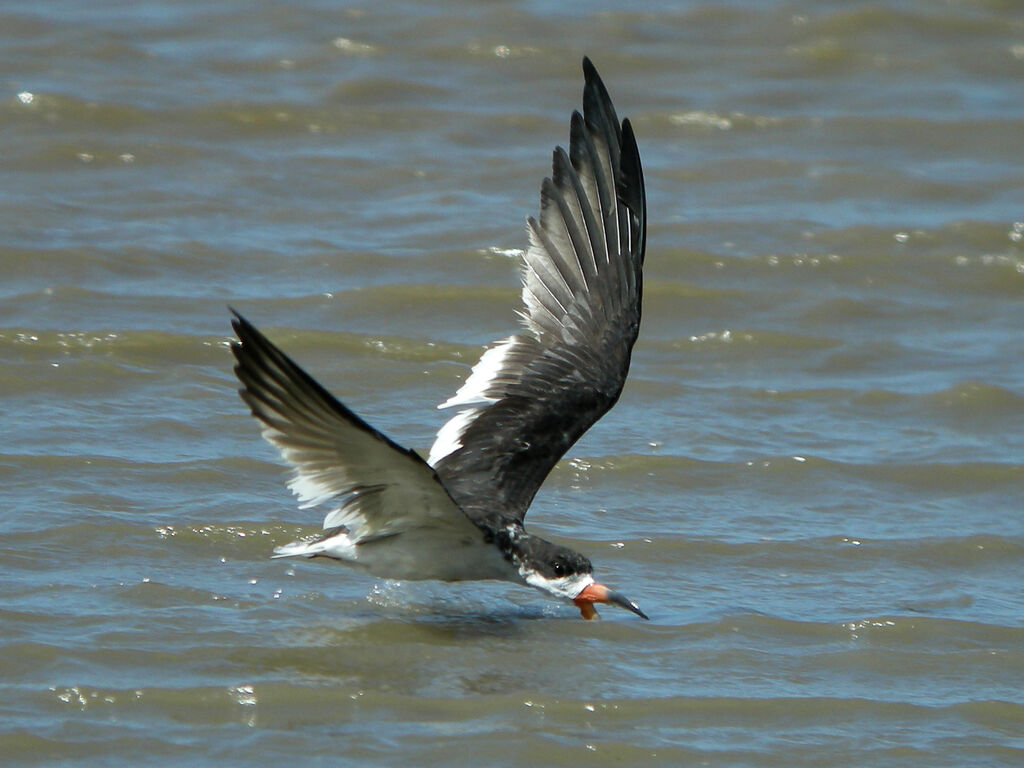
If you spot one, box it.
[428,407,479,466]
[429,336,528,466]
[437,337,518,410]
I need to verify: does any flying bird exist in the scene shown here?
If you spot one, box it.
[231,57,647,620]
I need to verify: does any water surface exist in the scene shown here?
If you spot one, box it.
[2,2,1023,766]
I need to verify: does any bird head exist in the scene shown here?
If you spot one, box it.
[517,538,648,621]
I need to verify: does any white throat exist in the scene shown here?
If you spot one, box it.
[518,566,594,601]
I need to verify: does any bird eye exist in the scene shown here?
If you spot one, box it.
[552,561,567,577]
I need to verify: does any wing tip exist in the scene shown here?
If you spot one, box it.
[228,305,248,336]
[581,55,597,81]
[228,308,269,367]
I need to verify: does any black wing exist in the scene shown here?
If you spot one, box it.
[230,311,480,542]
[427,57,646,526]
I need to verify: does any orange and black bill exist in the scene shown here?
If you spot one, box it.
[573,582,649,620]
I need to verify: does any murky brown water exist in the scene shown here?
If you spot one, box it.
[2,2,1023,766]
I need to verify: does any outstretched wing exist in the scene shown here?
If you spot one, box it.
[230,311,480,544]
[427,57,646,526]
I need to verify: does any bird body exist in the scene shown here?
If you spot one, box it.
[231,57,648,620]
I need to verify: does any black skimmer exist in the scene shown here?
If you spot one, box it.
[230,57,647,620]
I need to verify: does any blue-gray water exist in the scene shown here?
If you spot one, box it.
[2,1,1023,766]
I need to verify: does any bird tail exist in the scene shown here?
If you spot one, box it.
[271,526,356,561]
